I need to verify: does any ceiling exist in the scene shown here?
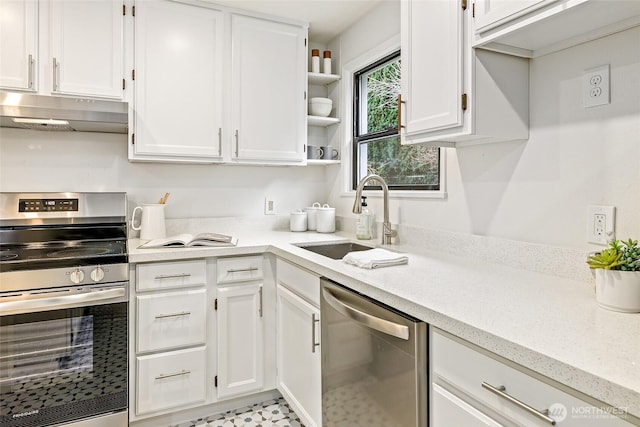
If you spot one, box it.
[210,0,384,43]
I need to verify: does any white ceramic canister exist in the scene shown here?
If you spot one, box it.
[316,203,335,233]
[290,210,308,232]
[304,202,322,231]
[131,204,166,240]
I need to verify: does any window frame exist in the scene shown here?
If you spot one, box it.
[351,50,440,192]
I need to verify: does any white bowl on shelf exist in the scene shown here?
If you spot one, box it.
[309,97,332,117]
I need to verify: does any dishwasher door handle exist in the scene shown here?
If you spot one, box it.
[322,288,410,340]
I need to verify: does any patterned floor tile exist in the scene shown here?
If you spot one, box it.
[172,397,303,427]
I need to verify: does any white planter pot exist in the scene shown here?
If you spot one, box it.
[595,269,640,313]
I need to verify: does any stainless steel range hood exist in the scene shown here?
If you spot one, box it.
[0,92,128,134]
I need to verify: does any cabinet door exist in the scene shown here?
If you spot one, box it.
[432,383,505,427]
[49,0,124,98]
[133,0,223,161]
[230,14,306,163]
[474,0,553,33]
[401,0,463,135]
[0,0,37,91]
[217,282,264,399]
[277,284,321,427]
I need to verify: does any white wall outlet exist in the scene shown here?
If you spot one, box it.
[587,205,615,245]
[583,64,610,108]
[264,198,275,215]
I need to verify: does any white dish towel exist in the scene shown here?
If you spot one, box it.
[342,248,408,269]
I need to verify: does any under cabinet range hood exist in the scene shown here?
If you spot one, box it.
[0,92,128,133]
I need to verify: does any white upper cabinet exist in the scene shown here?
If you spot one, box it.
[472,0,640,58]
[401,0,463,136]
[0,0,124,98]
[400,0,529,147]
[131,0,224,162]
[230,14,307,164]
[473,0,552,33]
[49,0,124,98]
[0,1,37,91]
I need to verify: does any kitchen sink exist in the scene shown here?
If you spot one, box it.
[296,241,374,260]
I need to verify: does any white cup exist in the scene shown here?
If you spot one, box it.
[304,202,321,231]
[132,204,166,240]
[290,210,308,232]
[316,203,335,233]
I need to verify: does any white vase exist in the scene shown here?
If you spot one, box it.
[595,269,640,313]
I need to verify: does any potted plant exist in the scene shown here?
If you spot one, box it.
[587,239,640,312]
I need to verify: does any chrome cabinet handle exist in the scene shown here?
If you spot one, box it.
[154,311,191,319]
[259,286,263,318]
[218,127,222,156]
[52,57,59,91]
[397,94,405,133]
[311,312,320,353]
[155,370,191,380]
[0,287,125,315]
[226,267,258,273]
[322,288,409,340]
[28,54,34,89]
[481,382,556,425]
[234,129,239,157]
[154,273,191,280]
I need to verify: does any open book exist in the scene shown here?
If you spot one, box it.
[139,233,238,248]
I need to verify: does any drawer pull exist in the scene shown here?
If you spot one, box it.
[154,311,191,319]
[226,267,259,273]
[481,382,556,425]
[155,369,191,380]
[154,273,192,280]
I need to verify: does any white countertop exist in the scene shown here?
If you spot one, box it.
[129,229,640,420]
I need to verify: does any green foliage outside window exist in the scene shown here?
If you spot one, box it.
[356,56,439,188]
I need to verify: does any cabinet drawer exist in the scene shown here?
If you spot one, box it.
[136,259,206,291]
[432,329,632,426]
[276,258,320,307]
[217,256,263,283]
[136,289,207,353]
[136,347,206,415]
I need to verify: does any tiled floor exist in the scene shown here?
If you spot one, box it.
[172,398,303,427]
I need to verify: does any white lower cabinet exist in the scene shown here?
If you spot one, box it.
[431,328,634,427]
[136,346,207,415]
[216,257,266,399]
[276,259,321,427]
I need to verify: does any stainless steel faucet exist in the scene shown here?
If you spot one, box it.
[353,174,397,245]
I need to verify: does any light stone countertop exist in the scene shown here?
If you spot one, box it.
[128,229,640,421]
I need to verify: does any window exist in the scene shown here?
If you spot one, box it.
[352,51,440,190]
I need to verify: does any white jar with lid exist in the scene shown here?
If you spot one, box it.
[304,202,321,231]
[316,204,335,233]
[290,210,308,232]
[311,49,320,73]
[322,50,332,74]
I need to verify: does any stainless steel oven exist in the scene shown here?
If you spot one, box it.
[0,192,128,427]
[321,278,427,427]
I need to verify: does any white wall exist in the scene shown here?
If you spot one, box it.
[0,128,328,219]
[328,2,640,250]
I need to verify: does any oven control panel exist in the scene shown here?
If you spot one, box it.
[19,198,79,212]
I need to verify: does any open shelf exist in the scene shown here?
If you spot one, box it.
[306,159,341,165]
[308,72,341,85]
[307,115,340,127]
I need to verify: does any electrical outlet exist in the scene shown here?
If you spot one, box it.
[583,64,610,108]
[264,198,275,215]
[587,205,615,245]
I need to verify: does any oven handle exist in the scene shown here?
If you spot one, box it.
[0,287,126,315]
[322,288,410,340]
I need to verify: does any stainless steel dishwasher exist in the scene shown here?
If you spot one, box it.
[320,278,427,427]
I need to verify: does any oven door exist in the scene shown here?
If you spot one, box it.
[0,284,128,427]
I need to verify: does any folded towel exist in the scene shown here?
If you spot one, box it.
[342,248,408,269]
